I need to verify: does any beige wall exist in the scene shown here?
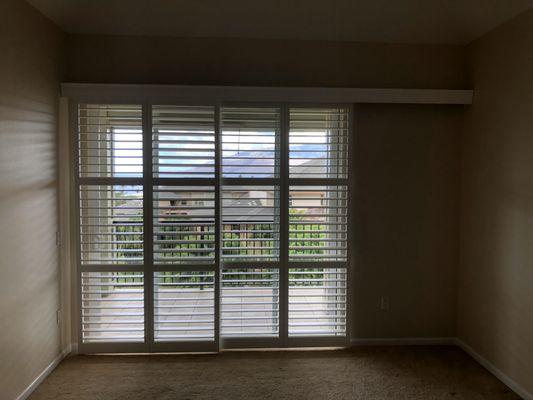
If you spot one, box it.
[65,35,467,89]
[354,104,463,338]
[459,8,533,396]
[0,1,64,399]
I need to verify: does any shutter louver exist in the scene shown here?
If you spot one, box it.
[289,107,349,179]
[78,104,143,178]
[152,105,215,178]
[79,185,143,266]
[222,186,280,262]
[153,186,215,265]
[221,268,279,337]
[289,186,348,262]
[154,271,215,341]
[81,272,144,343]
[222,107,280,178]
[288,268,346,336]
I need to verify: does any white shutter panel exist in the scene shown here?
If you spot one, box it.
[151,105,217,348]
[152,105,215,178]
[288,268,346,336]
[219,106,282,343]
[79,185,143,266]
[153,186,215,265]
[289,107,349,179]
[154,271,215,341]
[289,186,348,262]
[81,272,144,343]
[221,268,279,337]
[78,104,143,178]
[288,106,350,340]
[222,107,280,178]
[222,186,280,262]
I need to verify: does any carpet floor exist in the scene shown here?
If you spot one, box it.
[29,346,521,400]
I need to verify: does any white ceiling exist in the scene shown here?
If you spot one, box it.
[27,0,533,44]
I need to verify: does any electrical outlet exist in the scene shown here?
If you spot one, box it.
[380,296,390,311]
[56,309,62,325]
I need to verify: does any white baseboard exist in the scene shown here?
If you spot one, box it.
[351,337,456,346]
[455,339,533,400]
[15,346,71,400]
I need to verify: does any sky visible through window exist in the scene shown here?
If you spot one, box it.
[112,129,143,177]
[112,129,329,177]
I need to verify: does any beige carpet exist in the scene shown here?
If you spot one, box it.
[29,346,521,400]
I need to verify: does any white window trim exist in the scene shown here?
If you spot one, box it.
[61,83,473,105]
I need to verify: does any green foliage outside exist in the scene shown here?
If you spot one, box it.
[112,209,337,286]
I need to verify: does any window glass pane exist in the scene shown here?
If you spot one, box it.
[154,271,215,342]
[289,186,348,262]
[78,104,143,178]
[153,105,215,178]
[79,185,143,265]
[153,186,215,265]
[289,107,349,179]
[81,272,144,343]
[222,107,280,178]
[289,268,346,336]
[222,186,280,262]
[221,268,279,337]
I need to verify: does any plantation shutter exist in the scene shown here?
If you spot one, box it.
[152,106,215,178]
[287,107,349,339]
[77,104,146,345]
[75,101,351,352]
[151,105,217,349]
[220,107,282,343]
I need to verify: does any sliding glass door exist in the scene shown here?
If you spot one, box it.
[76,102,351,353]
